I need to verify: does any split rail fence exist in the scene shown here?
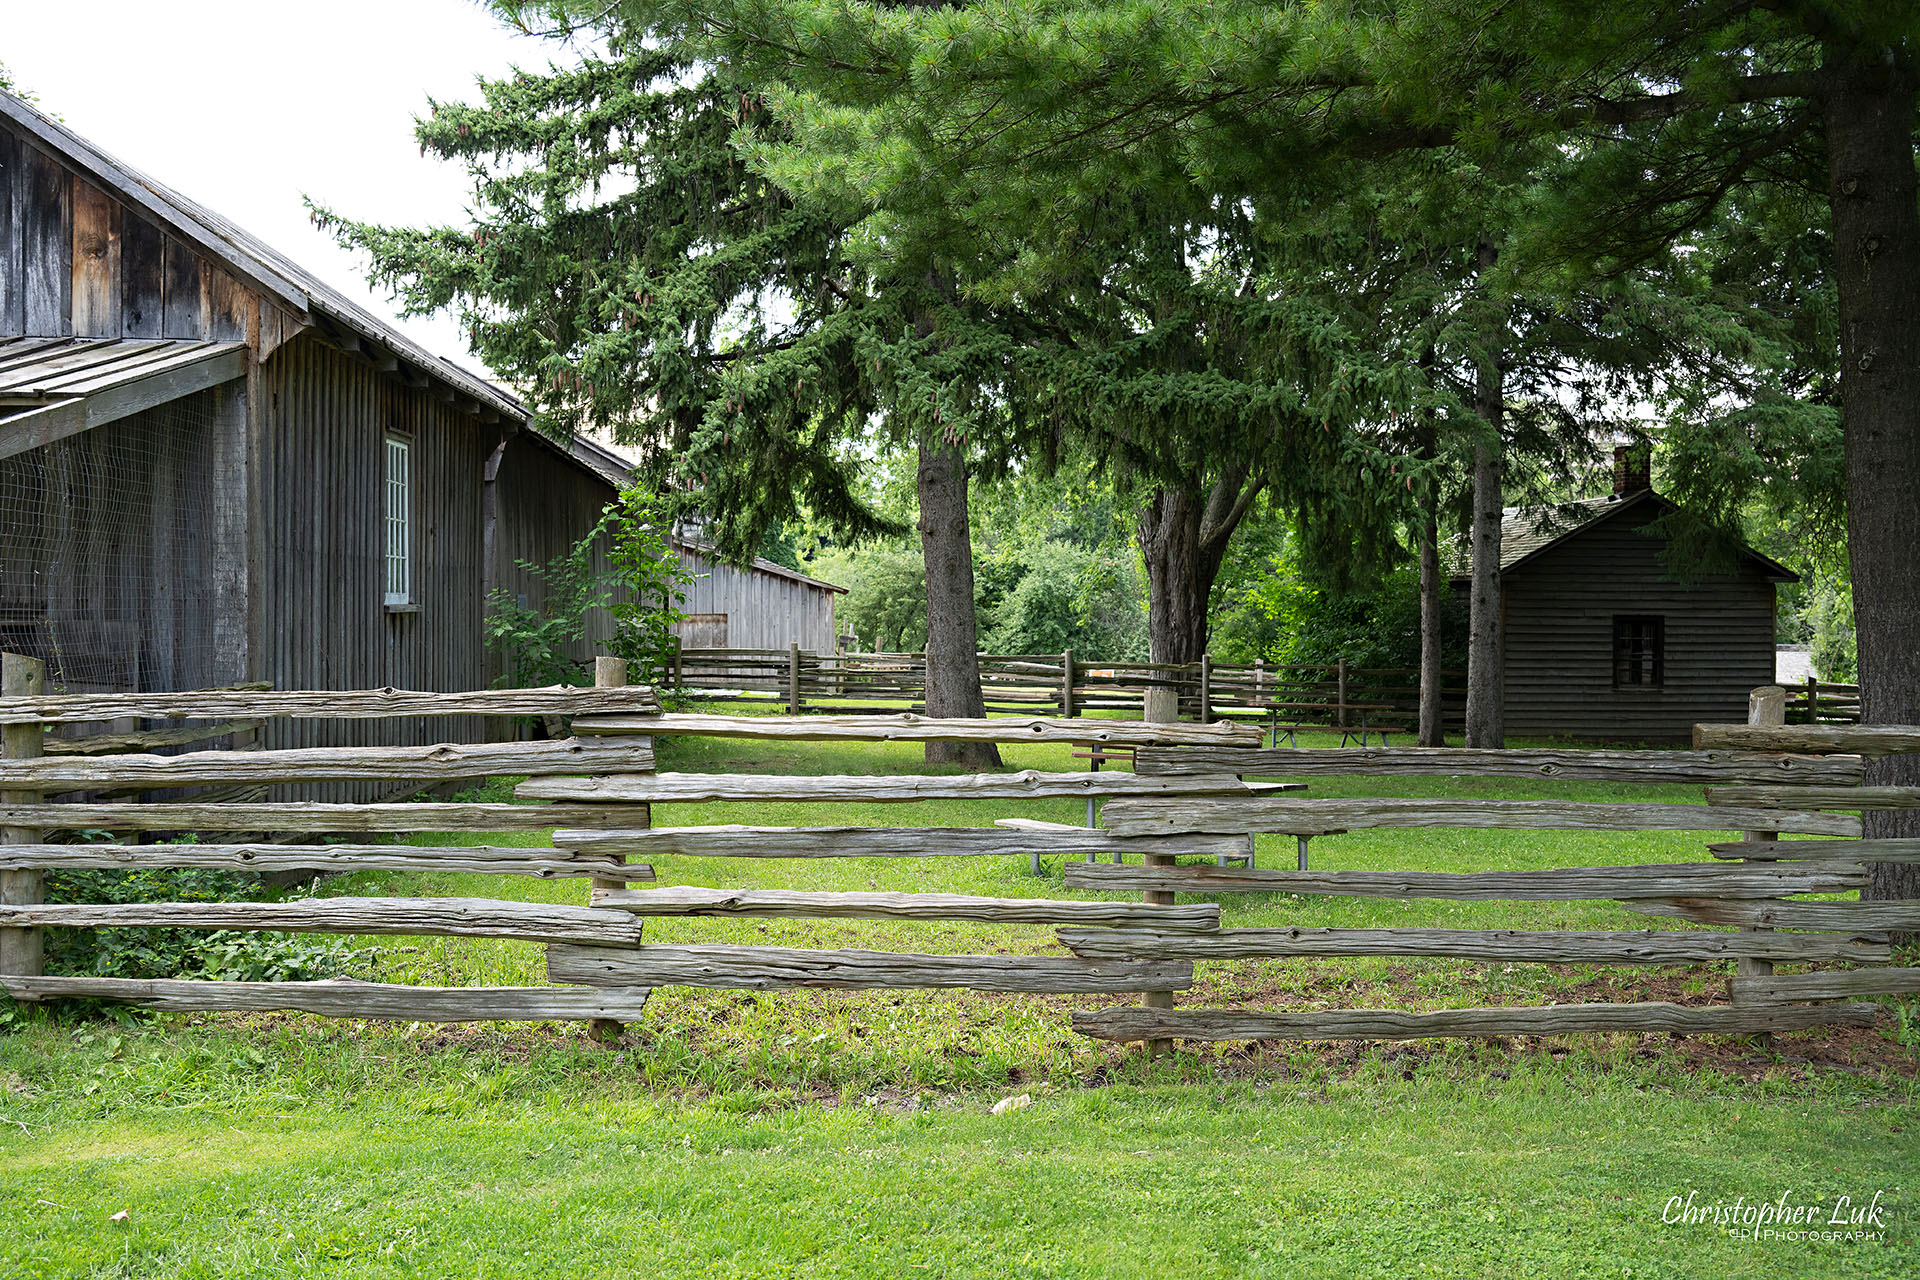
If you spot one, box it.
[1,651,1914,1050]
[672,645,1464,737]
[1785,677,1862,724]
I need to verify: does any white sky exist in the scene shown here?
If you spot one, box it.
[4,0,558,378]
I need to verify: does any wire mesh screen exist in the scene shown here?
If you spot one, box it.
[0,389,226,693]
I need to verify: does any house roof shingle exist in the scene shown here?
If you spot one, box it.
[1447,489,1798,582]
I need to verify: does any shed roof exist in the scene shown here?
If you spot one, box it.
[0,90,521,423]
[1448,490,1797,583]
[523,431,850,596]
[0,336,247,463]
[0,337,240,401]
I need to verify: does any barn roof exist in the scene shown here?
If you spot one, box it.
[0,90,520,423]
[1449,489,1797,582]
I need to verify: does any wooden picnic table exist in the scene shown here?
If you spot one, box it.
[1255,699,1402,747]
[1069,739,1305,870]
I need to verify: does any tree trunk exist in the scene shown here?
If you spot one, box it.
[1824,47,1920,906]
[1415,371,1445,748]
[1138,487,1212,667]
[1418,495,1445,747]
[1137,469,1262,666]
[917,433,1000,768]
[1464,362,1505,745]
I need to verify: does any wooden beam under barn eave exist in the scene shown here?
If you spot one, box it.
[0,345,246,461]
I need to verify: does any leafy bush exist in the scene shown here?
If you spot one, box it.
[483,530,610,689]
[1253,562,1467,671]
[484,486,692,688]
[807,546,929,652]
[982,541,1147,660]
[41,864,356,987]
[1806,576,1857,682]
[604,488,695,688]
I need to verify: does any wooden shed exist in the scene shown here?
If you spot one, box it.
[1452,451,1796,740]
[490,435,848,655]
[0,90,623,761]
[669,526,848,653]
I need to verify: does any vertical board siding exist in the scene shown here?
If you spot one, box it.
[120,211,163,338]
[672,546,840,653]
[0,121,648,788]
[22,146,69,336]
[259,335,490,798]
[1499,503,1778,739]
[69,177,118,337]
[490,434,622,682]
[159,236,203,340]
[0,124,237,343]
[0,127,20,333]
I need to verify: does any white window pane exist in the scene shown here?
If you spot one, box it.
[385,434,411,606]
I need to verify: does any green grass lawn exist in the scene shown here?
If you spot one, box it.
[1,727,1915,1276]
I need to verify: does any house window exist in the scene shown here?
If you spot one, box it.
[1612,615,1664,688]
[384,433,412,608]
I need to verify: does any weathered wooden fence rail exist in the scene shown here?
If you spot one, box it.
[1,660,1910,1056]
[670,646,1464,732]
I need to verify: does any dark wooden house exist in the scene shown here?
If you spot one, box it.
[1452,449,1796,740]
[0,89,645,766]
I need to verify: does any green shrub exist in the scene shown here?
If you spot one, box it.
[982,541,1147,660]
[1806,576,1857,682]
[1254,562,1467,671]
[41,864,357,988]
[604,488,696,688]
[805,546,929,652]
[484,487,693,691]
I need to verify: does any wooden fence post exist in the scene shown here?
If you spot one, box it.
[1806,674,1819,724]
[1734,684,1786,1048]
[1336,657,1348,734]
[1061,649,1075,719]
[787,643,802,716]
[587,656,637,1043]
[2,653,47,984]
[1143,677,1178,725]
[1142,851,1176,1058]
[1198,654,1212,725]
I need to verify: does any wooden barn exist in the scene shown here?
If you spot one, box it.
[0,91,641,762]
[1454,448,1796,740]
[0,88,845,735]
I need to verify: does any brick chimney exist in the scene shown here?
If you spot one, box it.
[1612,443,1651,496]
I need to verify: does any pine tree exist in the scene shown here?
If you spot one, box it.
[690,3,1916,888]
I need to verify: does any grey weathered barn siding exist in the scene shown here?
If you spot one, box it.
[0,122,291,345]
[254,334,492,770]
[673,544,843,653]
[1,96,519,790]
[2,91,845,798]
[488,430,624,681]
[1494,496,1784,740]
